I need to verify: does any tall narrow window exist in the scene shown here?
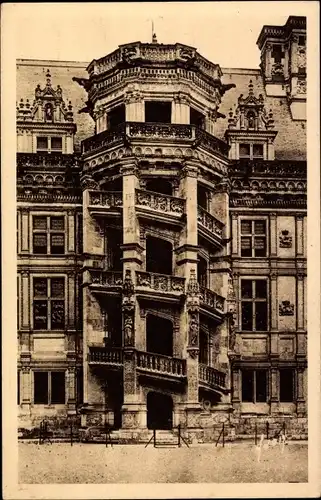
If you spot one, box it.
[240,219,267,257]
[33,371,66,404]
[280,369,294,402]
[241,370,267,402]
[33,277,65,330]
[33,215,65,255]
[190,107,205,129]
[241,279,267,331]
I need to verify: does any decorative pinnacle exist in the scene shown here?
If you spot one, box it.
[152,32,158,43]
[46,69,52,86]
[248,79,254,96]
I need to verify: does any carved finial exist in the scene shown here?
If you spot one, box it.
[248,79,254,96]
[152,32,158,43]
[46,69,52,86]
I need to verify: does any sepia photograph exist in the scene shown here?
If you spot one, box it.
[1,1,320,498]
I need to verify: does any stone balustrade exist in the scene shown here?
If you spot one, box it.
[136,351,186,377]
[135,189,185,215]
[199,286,225,313]
[89,347,123,365]
[199,363,226,389]
[89,270,123,287]
[17,152,80,168]
[82,123,126,154]
[81,122,228,158]
[136,271,185,294]
[88,190,123,208]
[197,206,224,239]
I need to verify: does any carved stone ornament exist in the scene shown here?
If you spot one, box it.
[187,269,199,296]
[296,79,307,95]
[279,229,292,248]
[271,62,284,76]
[188,310,199,347]
[187,348,199,359]
[81,174,98,191]
[123,310,134,346]
[123,269,135,298]
[279,300,295,316]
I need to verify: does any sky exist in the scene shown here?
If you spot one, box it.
[4,1,316,69]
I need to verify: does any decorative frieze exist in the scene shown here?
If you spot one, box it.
[89,190,123,208]
[135,189,185,215]
[135,271,185,293]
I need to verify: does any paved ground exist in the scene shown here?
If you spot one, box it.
[19,441,308,484]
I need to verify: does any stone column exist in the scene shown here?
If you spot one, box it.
[172,94,190,124]
[296,366,306,416]
[125,93,144,122]
[20,366,31,411]
[120,161,145,428]
[297,273,305,331]
[81,174,106,426]
[296,215,304,256]
[20,209,30,253]
[231,368,241,411]
[270,272,279,358]
[231,214,238,256]
[265,43,273,80]
[67,366,77,413]
[67,210,75,253]
[270,367,279,414]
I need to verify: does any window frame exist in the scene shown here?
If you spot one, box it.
[33,370,66,405]
[32,275,66,331]
[240,278,269,332]
[144,100,172,124]
[32,214,66,255]
[241,369,268,403]
[239,216,268,258]
[238,142,265,160]
[36,135,63,154]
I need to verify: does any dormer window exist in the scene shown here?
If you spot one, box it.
[239,143,263,160]
[145,101,171,123]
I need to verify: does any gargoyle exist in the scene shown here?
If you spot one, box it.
[221,83,236,95]
[72,77,91,91]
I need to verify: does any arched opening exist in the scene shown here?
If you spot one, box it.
[146,236,172,275]
[146,178,172,196]
[198,256,208,288]
[197,184,208,210]
[199,329,209,364]
[147,392,173,429]
[146,314,173,357]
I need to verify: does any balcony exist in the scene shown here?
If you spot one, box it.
[199,363,228,394]
[82,122,228,160]
[86,270,123,295]
[136,351,186,380]
[197,206,224,247]
[135,271,185,303]
[199,286,225,318]
[88,190,122,218]
[88,347,123,367]
[135,189,185,226]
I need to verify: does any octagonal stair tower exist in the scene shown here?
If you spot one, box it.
[74,39,236,434]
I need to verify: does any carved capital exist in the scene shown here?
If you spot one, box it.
[81,174,98,191]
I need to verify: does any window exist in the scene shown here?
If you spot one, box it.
[280,369,295,402]
[298,36,305,46]
[242,370,267,402]
[107,104,125,130]
[36,136,63,154]
[240,219,267,257]
[197,184,209,210]
[190,107,205,129]
[34,371,65,405]
[33,215,65,255]
[17,371,20,404]
[33,277,65,330]
[145,101,172,123]
[239,143,264,160]
[241,279,268,331]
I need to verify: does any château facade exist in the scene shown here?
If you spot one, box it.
[17,16,307,439]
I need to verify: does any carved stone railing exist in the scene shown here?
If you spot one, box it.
[88,190,123,209]
[197,206,224,239]
[199,286,225,313]
[135,189,185,216]
[17,152,80,168]
[230,160,307,178]
[88,347,123,365]
[127,122,193,140]
[199,363,226,389]
[195,128,229,156]
[89,270,123,287]
[136,351,186,377]
[136,271,185,294]
[17,190,82,204]
[82,123,126,154]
